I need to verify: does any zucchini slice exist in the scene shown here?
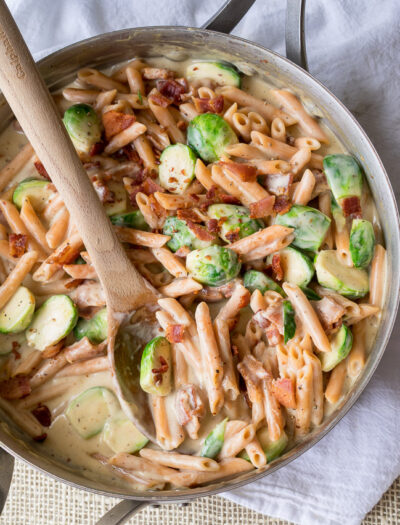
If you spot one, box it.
[186,62,241,87]
[26,295,78,351]
[159,144,197,194]
[103,416,149,453]
[243,270,284,296]
[315,250,369,298]
[66,387,118,439]
[110,210,149,231]
[103,181,127,216]
[140,336,172,396]
[13,179,56,212]
[74,308,107,344]
[269,246,314,287]
[0,286,35,334]
[319,324,353,372]
[283,300,296,343]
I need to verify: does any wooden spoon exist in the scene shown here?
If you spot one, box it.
[0,1,158,441]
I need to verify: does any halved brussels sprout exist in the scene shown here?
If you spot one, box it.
[159,144,197,194]
[243,270,284,296]
[349,219,375,268]
[110,210,149,231]
[240,427,288,463]
[163,216,215,253]
[63,103,102,153]
[283,300,296,343]
[275,205,330,251]
[319,324,353,372]
[187,113,238,163]
[268,246,314,287]
[186,245,241,286]
[200,418,228,459]
[323,154,363,206]
[103,416,149,453]
[13,179,56,212]
[140,336,172,396]
[300,286,321,301]
[74,307,107,344]
[186,61,241,87]
[315,250,369,298]
[207,203,263,243]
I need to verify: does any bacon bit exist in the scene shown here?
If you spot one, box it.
[253,310,271,330]
[141,177,164,195]
[206,218,219,233]
[124,176,163,206]
[165,324,184,344]
[273,195,292,215]
[157,79,186,104]
[174,246,191,258]
[0,375,31,400]
[177,208,202,223]
[271,378,296,409]
[142,67,173,80]
[9,233,27,258]
[264,173,293,196]
[250,195,275,218]
[32,405,52,427]
[93,179,115,204]
[342,196,362,218]
[271,254,284,281]
[206,186,218,200]
[176,384,205,426]
[220,161,258,182]
[225,229,240,243]
[312,296,345,331]
[122,145,141,163]
[266,325,282,345]
[102,110,136,141]
[89,141,106,156]
[193,95,224,114]
[148,194,166,224]
[186,220,216,242]
[219,193,241,205]
[152,355,169,386]
[47,243,81,265]
[148,91,172,108]
[34,160,51,181]
[64,278,84,290]
[33,433,48,442]
[11,341,21,360]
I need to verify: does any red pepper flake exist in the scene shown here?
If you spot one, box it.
[152,355,169,385]
[9,233,27,258]
[250,195,275,218]
[32,405,52,427]
[273,195,292,215]
[34,160,51,181]
[193,95,224,114]
[342,196,362,218]
[102,110,136,141]
[220,161,258,182]
[165,324,184,343]
[271,254,284,281]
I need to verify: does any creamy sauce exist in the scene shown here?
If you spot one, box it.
[0,57,385,490]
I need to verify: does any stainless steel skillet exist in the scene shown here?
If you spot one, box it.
[0,1,398,523]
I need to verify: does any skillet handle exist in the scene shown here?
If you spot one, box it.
[202,0,256,33]
[96,500,149,525]
[285,0,308,70]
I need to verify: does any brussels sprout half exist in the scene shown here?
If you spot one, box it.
[159,144,197,194]
[63,103,102,153]
[323,154,363,205]
[140,336,172,396]
[207,203,263,243]
[186,61,241,87]
[349,219,375,268]
[187,113,238,163]
[186,245,241,286]
[243,270,284,296]
[275,204,331,251]
[163,216,215,252]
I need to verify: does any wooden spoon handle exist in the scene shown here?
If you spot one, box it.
[0,1,154,311]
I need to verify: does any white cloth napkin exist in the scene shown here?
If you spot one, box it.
[5,1,400,523]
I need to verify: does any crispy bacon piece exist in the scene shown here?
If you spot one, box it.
[271,254,283,281]
[312,296,345,331]
[148,91,172,108]
[264,173,293,196]
[219,193,241,205]
[176,384,205,426]
[141,177,164,195]
[122,145,141,163]
[0,375,31,400]
[102,110,136,141]
[142,67,173,80]
[185,220,216,242]
[206,218,219,233]
[271,377,296,409]
[93,179,115,204]
[32,405,52,427]
[266,325,282,345]
[152,355,169,386]
[273,195,292,215]
[253,303,284,345]
[220,161,258,182]
[342,196,362,218]
[124,176,163,205]
[9,233,27,258]
[193,95,224,114]
[225,229,240,243]
[34,160,51,181]
[156,79,186,104]
[250,195,275,218]
[47,242,81,266]
[89,141,106,156]
[177,208,203,223]
[165,324,184,344]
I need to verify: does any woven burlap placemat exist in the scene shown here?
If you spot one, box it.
[0,460,398,524]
